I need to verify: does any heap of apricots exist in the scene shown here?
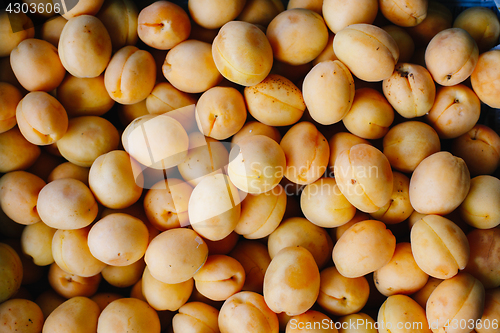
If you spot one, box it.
[1,0,500,332]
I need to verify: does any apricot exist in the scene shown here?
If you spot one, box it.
[333,220,396,278]
[117,99,149,127]
[453,7,500,53]
[333,211,371,241]
[143,178,192,230]
[0,12,34,57]
[383,121,441,173]
[178,134,228,187]
[0,298,44,333]
[426,273,485,333]
[57,74,115,117]
[5,239,43,286]
[47,162,89,185]
[88,213,149,266]
[334,144,393,213]
[322,0,378,33]
[0,83,21,134]
[16,91,68,146]
[189,0,246,29]
[129,278,145,301]
[378,295,431,333]
[409,152,470,215]
[383,25,415,63]
[317,266,369,316]
[382,63,435,118]
[122,113,188,170]
[471,50,500,108]
[47,263,101,299]
[268,217,333,269]
[303,60,355,125]
[96,0,138,51]
[42,297,100,333]
[204,231,239,255]
[172,302,220,333]
[188,174,241,241]
[52,227,106,277]
[264,246,320,316]
[231,121,281,145]
[219,291,279,333]
[88,150,143,209]
[35,290,66,319]
[137,1,190,50]
[379,0,428,27]
[374,242,428,296]
[425,28,479,86]
[228,135,286,194]
[195,86,247,140]
[144,228,208,284]
[104,45,156,105]
[300,177,356,228]
[0,61,23,97]
[342,88,394,139]
[238,0,284,26]
[411,277,442,309]
[164,40,222,94]
[451,124,500,176]
[10,38,65,92]
[146,82,197,116]
[58,15,112,78]
[0,127,41,173]
[334,24,399,82]
[21,222,56,266]
[313,33,338,65]
[235,185,286,239]
[411,215,469,279]
[40,16,67,47]
[212,21,273,86]
[459,176,500,229]
[97,298,161,333]
[288,0,322,14]
[267,8,329,65]
[281,122,329,185]
[426,84,480,139]
[244,74,305,127]
[0,243,23,303]
[193,254,245,301]
[142,266,193,311]
[229,240,271,293]
[370,172,413,224]
[57,116,119,168]
[406,1,452,47]
[328,132,370,173]
[101,259,145,288]
[37,178,98,230]
[0,171,45,225]
[476,288,500,333]
[25,151,62,183]
[464,227,500,289]
[91,293,123,312]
